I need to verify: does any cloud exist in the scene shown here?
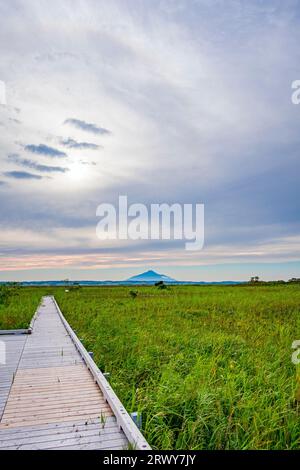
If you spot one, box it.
[59,138,101,150]
[64,118,111,135]
[80,160,97,166]
[8,153,69,173]
[24,144,67,157]
[4,171,43,180]
[35,51,77,62]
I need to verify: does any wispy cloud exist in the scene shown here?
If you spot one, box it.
[4,171,43,180]
[64,118,111,135]
[80,160,97,166]
[8,154,69,173]
[60,138,101,150]
[24,144,67,157]
[9,117,21,124]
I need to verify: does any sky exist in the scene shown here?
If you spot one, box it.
[1,0,300,282]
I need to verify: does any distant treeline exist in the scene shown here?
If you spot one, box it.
[248,276,300,285]
[1,279,300,292]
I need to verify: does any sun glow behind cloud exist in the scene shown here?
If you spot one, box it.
[64,160,94,187]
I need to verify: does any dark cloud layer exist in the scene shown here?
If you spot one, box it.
[64,118,111,135]
[4,171,43,180]
[8,154,69,173]
[25,144,67,157]
[60,138,101,150]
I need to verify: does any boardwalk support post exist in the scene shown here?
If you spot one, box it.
[131,411,142,430]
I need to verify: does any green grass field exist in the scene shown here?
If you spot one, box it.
[1,284,300,449]
[0,286,42,329]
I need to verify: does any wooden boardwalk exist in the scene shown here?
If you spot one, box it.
[0,296,150,450]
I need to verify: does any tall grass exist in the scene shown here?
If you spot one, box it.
[0,287,44,329]
[53,285,300,450]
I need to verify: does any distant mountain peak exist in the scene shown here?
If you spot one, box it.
[126,270,177,283]
[143,270,159,276]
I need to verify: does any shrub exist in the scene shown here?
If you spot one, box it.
[129,290,138,299]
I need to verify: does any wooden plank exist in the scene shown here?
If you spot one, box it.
[0,418,118,438]
[2,435,128,450]
[47,437,129,450]
[0,412,113,429]
[3,399,109,414]
[3,400,109,415]
[7,391,102,402]
[0,295,150,450]
[0,427,124,449]
[0,416,118,437]
[8,389,101,400]
[1,413,112,426]
[9,384,101,395]
[12,375,93,385]
[7,390,102,403]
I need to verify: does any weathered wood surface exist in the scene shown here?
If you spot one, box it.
[0,417,128,450]
[0,335,26,420]
[52,296,151,450]
[0,296,136,450]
